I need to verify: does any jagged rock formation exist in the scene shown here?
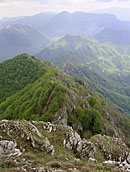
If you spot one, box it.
[0,120,129,161]
[63,127,95,159]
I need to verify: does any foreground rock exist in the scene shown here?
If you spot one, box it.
[103,159,130,171]
[63,127,95,159]
[0,120,130,169]
[0,120,54,156]
[0,120,130,172]
[0,120,95,160]
[90,134,130,162]
[90,134,130,171]
[0,140,21,158]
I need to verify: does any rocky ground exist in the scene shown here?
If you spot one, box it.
[0,120,130,172]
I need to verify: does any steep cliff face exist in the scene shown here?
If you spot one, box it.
[0,120,130,172]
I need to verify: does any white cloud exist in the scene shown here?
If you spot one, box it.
[0,0,130,18]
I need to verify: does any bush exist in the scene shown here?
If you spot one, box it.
[90,109,103,133]
[68,114,76,125]
[75,106,103,133]
[88,96,97,107]
[81,99,88,108]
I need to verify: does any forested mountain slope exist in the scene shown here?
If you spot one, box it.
[0,54,130,146]
[36,35,130,116]
[0,53,53,103]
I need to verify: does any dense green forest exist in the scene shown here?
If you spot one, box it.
[0,53,53,103]
[0,68,103,134]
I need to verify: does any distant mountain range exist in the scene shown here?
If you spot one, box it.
[1,11,130,38]
[0,11,130,117]
[1,11,130,62]
[0,24,53,62]
[94,28,130,45]
[93,7,130,21]
[0,12,56,28]
[42,11,130,37]
[42,11,117,37]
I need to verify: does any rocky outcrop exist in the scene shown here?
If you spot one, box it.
[103,158,130,172]
[63,127,95,159]
[0,120,130,166]
[0,120,96,160]
[54,106,68,126]
[62,63,84,78]
[0,140,21,158]
[90,134,130,162]
[0,120,54,156]
[102,111,125,140]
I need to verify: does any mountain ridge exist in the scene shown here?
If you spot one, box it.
[0,53,130,147]
[36,35,130,116]
[0,24,53,62]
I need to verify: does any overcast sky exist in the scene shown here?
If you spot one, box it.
[0,0,130,18]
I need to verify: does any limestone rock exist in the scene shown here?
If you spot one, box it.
[0,120,54,155]
[0,140,22,158]
[42,122,57,132]
[54,106,68,125]
[90,134,130,162]
[103,160,130,171]
[63,129,95,159]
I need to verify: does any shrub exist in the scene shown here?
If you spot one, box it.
[81,99,88,108]
[70,87,79,95]
[88,96,97,107]
[68,114,76,125]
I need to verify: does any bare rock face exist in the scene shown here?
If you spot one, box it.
[62,63,84,78]
[54,106,68,125]
[63,127,95,159]
[0,140,21,158]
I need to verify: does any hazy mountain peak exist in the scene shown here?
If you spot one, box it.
[59,11,70,15]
